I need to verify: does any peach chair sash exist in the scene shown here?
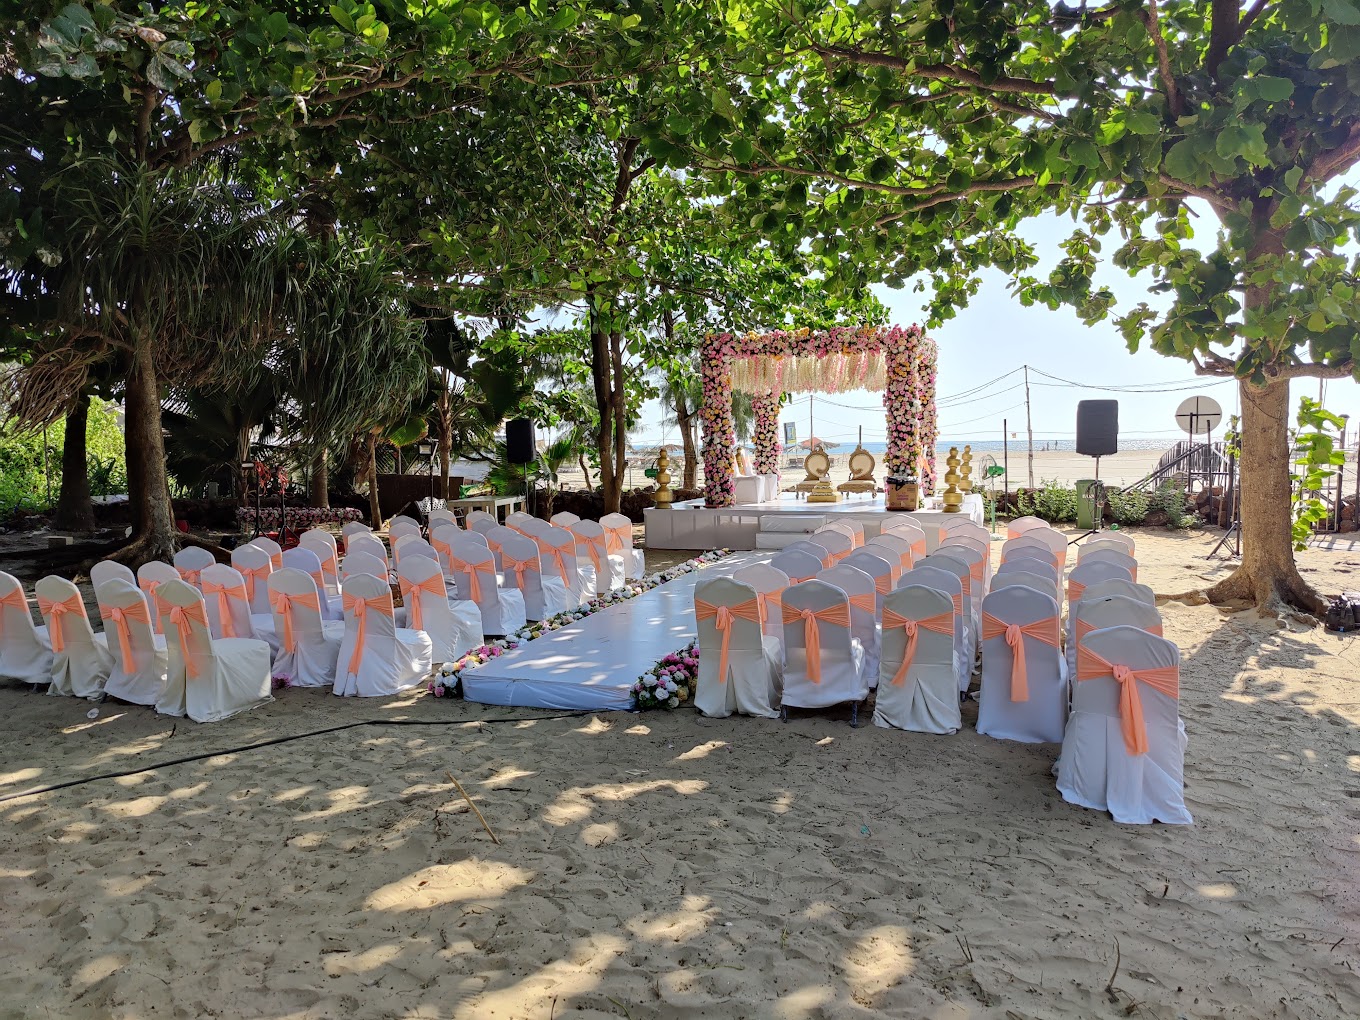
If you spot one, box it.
[317,551,339,580]
[1076,617,1163,641]
[780,602,851,684]
[871,573,891,595]
[910,539,927,559]
[399,574,446,632]
[37,592,84,653]
[268,589,320,653]
[201,579,249,638]
[502,556,539,592]
[881,607,954,687]
[238,563,271,603]
[1076,645,1179,756]
[457,558,497,603]
[847,592,877,615]
[138,578,166,633]
[177,566,204,587]
[1068,580,1084,603]
[0,588,27,638]
[342,592,395,676]
[99,600,151,673]
[605,523,630,555]
[575,532,606,575]
[694,596,765,684]
[981,612,1060,702]
[537,542,571,584]
[754,589,782,621]
[168,602,209,677]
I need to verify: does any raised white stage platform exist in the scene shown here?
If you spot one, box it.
[643,493,985,551]
[460,553,764,711]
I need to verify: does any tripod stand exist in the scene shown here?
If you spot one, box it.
[1206,432,1241,560]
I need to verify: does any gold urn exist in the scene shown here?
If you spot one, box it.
[941,446,963,513]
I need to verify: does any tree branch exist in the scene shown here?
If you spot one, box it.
[1205,0,1240,79]
[1304,122,1360,184]
[810,43,1058,96]
[1270,358,1356,380]
[873,176,1048,225]
[1141,0,1183,119]
[1192,352,1235,376]
[1157,172,1232,212]
[1239,0,1272,33]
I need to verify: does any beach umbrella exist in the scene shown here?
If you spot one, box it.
[797,437,841,450]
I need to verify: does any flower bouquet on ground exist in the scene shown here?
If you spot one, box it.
[632,641,699,711]
[428,642,519,699]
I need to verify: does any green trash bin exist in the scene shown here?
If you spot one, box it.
[1075,479,1098,530]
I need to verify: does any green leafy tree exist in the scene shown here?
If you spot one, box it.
[658,0,1360,613]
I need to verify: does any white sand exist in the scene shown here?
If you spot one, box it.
[3,529,1360,1018]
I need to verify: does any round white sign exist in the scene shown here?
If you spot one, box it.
[1175,395,1223,435]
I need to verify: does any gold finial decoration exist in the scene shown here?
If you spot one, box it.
[958,444,974,494]
[941,446,962,513]
[654,447,674,509]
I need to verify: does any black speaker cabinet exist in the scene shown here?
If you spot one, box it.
[506,419,536,464]
[1075,400,1119,457]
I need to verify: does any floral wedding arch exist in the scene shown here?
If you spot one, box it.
[699,325,938,508]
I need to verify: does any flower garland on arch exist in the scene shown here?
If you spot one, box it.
[751,393,782,480]
[701,326,937,507]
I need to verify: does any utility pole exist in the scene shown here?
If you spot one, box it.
[1024,364,1035,488]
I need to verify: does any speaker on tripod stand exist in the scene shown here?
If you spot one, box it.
[1075,400,1118,541]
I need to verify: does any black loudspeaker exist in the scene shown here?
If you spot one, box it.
[506,418,536,464]
[1075,400,1119,457]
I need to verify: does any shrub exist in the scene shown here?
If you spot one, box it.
[0,397,126,514]
[1108,488,1150,526]
[1150,480,1196,529]
[1027,478,1078,523]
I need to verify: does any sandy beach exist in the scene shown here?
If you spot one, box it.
[3,528,1360,1019]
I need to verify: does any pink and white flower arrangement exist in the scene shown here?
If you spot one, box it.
[632,641,699,711]
[237,506,363,529]
[700,326,938,506]
[427,551,732,702]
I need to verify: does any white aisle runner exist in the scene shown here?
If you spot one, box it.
[460,553,763,711]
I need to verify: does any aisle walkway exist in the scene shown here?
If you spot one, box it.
[460,553,763,710]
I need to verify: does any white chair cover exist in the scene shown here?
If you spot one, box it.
[1078,537,1136,560]
[784,540,834,568]
[137,560,181,635]
[499,534,570,621]
[601,512,645,580]
[0,570,53,684]
[1081,578,1156,606]
[535,527,585,609]
[299,530,341,595]
[1006,515,1050,541]
[995,556,1061,590]
[334,573,433,697]
[692,576,782,719]
[391,533,423,566]
[817,521,862,549]
[1001,536,1060,570]
[36,574,111,698]
[172,546,215,592]
[346,532,389,566]
[230,543,275,617]
[918,552,977,659]
[1057,626,1192,825]
[1084,531,1136,554]
[816,564,879,685]
[388,519,422,546]
[252,535,284,570]
[390,513,422,531]
[266,568,344,687]
[154,578,272,722]
[976,585,1067,744]
[95,578,168,706]
[864,533,912,581]
[731,563,790,644]
[1067,559,1134,606]
[570,520,624,592]
[343,551,391,581]
[505,511,541,536]
[807,529,852,565]
[90,560,136,590]
[201,563,278,656]
[550,511,580,527]
[937,541,988,603]
[448,538,527,636]
[430,516,459,537]
[897,566,970,685]
[779,580,868,717]
[341,520,371,542]
[1080,548,1139,581]
[842,549,893,615]
[874,585,962,734]
[1067,595,1163,682]
[428,508,457,529]
[1010,526,1067,567]
[466,510,498,534]
[991,569,1061,605]
[486,525,522,572]
[462,530,490,549]
[770,549,825,586]
[880,518,929,560]
[282,546,343,621]
[396,555,483,663]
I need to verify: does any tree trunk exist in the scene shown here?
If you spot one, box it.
[607,329,627,513]
[438,368,452,500]
[366,433,381,526]
[309,450,329,508]
[1207,375,1324,613]
[587,289,619,509]
[120,338,178,564]
[675,398,698,490]
[578,453,593,490]
[52,391,95,532]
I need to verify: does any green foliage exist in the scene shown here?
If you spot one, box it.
[1151,481,1197,531]
[0,397,127,513]
[1108,488,1151,526]
[1290,396,1348,549]
[1016,479,1078,524]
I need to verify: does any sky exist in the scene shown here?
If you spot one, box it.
[628,208,1360,452]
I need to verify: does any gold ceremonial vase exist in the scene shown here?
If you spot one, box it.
[959,445,973,494]
[941,446,962,513]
